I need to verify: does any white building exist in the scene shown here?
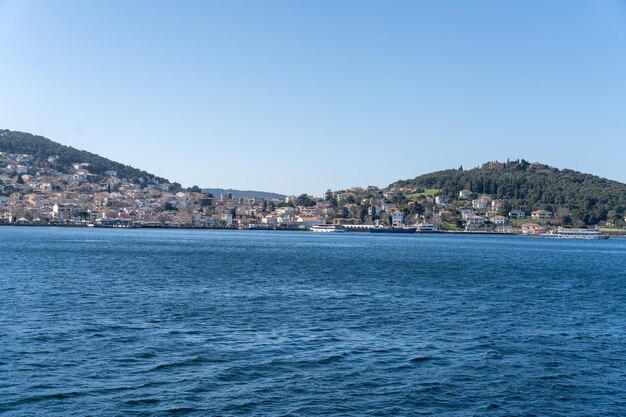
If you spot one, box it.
[508,209,526,219]
[460,209,475,220]
[296,215,325,228]
[52,203,82,220]
[391,210,404,227]
[221,213,233,227]
[458,189,472,199]
[491,215,508,225]
[465,215,485,230]
[531,210,552,219]
[472,197,491,210]
[485,210,499,218]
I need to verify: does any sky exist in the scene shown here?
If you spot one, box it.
[1,0,625,195]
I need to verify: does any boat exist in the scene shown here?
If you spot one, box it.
[310,224,347,232]
[556,227,608,239]
[369,226,417,234]
[414,223,438,233]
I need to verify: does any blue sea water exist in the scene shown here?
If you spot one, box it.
[0,227,625,416]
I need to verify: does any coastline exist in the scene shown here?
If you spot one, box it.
[2,222,624,236]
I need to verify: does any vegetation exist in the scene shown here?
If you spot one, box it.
[404,188,441,199]
[201,188,286,199]
[392,159,626,225]
[0,129,169,185]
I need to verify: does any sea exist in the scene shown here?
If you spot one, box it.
[0,227,624,416]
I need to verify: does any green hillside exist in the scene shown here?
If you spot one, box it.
[392,160,626,225]
[0,129,169,185]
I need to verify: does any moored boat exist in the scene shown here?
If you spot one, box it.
[311,224,347,232]
[414,223,438,233]
[369,226,417,234]
[556,227,608,239]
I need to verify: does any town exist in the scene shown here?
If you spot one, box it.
[1,151,624,235]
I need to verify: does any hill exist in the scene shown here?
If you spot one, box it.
[392,160,626,225]
[202,188,286,199]
[0,129,170,185]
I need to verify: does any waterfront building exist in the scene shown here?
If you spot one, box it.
[465,215,485,230]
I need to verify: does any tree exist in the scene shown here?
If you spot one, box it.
[295,194,317,207]
[359,206,368,222]
[162,202,177,211]
[188,185,202,193]
[169,182,183,192]
[390,160,626,225]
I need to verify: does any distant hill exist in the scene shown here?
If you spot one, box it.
[392,159,626,225]
[202,188,286,199]
[0,129,170,185]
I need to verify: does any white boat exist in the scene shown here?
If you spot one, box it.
[414,223,437,233]
[310,224,347,233]
[556,227,608,239]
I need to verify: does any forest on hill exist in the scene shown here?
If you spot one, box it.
[0,129,169,185]
[392,160,626,225]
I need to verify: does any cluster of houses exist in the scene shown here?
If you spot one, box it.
[0,152,575,232]
[446,189,554,232]
[0,151,353,228]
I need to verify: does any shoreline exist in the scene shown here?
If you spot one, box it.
[2,222,624,236]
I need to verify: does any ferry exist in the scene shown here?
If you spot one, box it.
[310,224,347,233]
[556,228,608,239]
[414,223,438,233]
[369,226,417,234]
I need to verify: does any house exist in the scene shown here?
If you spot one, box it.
[261,215,278,227]
[458,189,472,199]
[296,215,325,228]
[435,195,448,206]
[391,210,404,227]
[484,160,505,170]
[485,210,499,218]
[275,207,295,216]
[460,208,475,220]
[491,199,504,211]
[52,203,82,220]
[72,162,90,170]
[508,209,526,219]
[491,215,508,225]
[521,223,547,235]
[472,196,491,210]
[297,206,317,215]
[277,215,294,227]
[438,210,454,221]
[531,210,552,219]
[221,213,233,227]
[465,215,485,230]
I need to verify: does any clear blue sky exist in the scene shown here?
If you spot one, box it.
[1,1,625,195]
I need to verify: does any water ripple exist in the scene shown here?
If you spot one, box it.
[0,228,625,416]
